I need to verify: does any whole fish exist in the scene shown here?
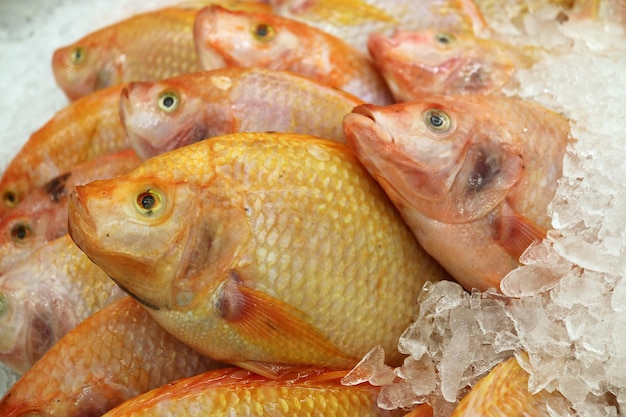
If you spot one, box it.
[0,150,140,274]
[0,234,125,373]
[368,30,537,101]
[68,132,448,375]
[0,85,128,219]
[119,67,364,159]
[51,1,272,101]
[0,297,223,417]
[101,367,406,417]
[342,96,570,292]
[193,6,394,105]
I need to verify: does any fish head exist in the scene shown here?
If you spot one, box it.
[194,5,302,70]
[52,37,120,101]
[0,213,56,275]
[68,175,205,310]
[120,80,207,160]
[343,98,524,223]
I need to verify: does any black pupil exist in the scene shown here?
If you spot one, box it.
[3,191,15,204]
[430,114,444,127]
[255,24,270,37]
[162,96,174,108]
[437,35,450,44]
[73,49,82,60]
[141,194,155,210]
[13,225,28,239]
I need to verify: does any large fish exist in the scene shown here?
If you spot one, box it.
[0,85,128,219]
[0,150,140,274]
[368,29,537,101]
[0,297,223,417]
[119,67,364,160]
[193,5,394,104]
[101,367,405,417]
[0,234,125,373]
[68,132,448,375]
[342,96,570,292]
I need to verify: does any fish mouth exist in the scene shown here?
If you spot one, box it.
[67,186,98,254]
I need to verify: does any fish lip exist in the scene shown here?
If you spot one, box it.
[67,187,97,252]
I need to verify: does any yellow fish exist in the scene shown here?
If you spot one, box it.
[68,132,448,376]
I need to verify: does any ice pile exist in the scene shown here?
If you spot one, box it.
[346,10,626,417]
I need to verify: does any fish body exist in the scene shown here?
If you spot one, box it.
[0,85,128,218]
[120,67,364,159]
[194,6,394,104]
[0,234,125,373]
[0,297,223,417]
[343,96,570,291]
[0,150,140,274]
[68,132,448,373]
[368,30,536,101]
[101,367,404,417]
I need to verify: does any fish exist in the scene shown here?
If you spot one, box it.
[0,85,128,219]
[0,150,140,275]
[193,5,394,105]
[367,29,537,101]
[119,67,364,160]
[0,297,223,417]
[0,234,125,373]
[68,131,449,376]
[100,366,406,417]
[342,96,570,292]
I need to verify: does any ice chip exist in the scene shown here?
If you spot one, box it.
[341,346,395,386]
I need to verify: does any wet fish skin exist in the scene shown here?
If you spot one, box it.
[0,234,125,373]
[343,96,570,292]
[0,85,128,219]
[193,5,394,104]
[119,67,364,160]
[0,150,140,275]
[68,132,448,374]
[101,367,406,417]
[0,297,223,417]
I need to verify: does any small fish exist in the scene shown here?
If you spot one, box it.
[101,367,406,417]
[342,96,570,292]
[0,150,140,274]
[194,5,394,104]
[0,297,223,417]
[368,30,537,101]
[119,67,364,159]
[68,132,448,376]
[0,234,125,373]
[0,85,128,219]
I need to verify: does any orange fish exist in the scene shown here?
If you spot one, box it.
[68,132,448,376]
[101,367,406,417]
[368,30,537,101]
[194,5,394,104]
[119,67,364,159]
[0,234,125,373]
[0,150,140,275]
[0,297,223,417]
[0,85,128,219]
[343,96,570,291]
[52,2,272,101]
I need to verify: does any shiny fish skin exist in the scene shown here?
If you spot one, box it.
[0,234,125,373]
[0,150,140,275]
[102,367,405,417]
[194,6,394,104]
[0,297,223,417]
[120,67,364,160]
[343,96,570,292]
[0,85,128,219]
[68,132,448,373]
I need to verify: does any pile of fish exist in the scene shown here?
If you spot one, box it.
[0,0,624,415]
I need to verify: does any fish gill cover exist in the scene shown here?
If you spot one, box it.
[1,1,626,417]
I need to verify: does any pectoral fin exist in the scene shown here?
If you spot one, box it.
[494,203,546,261]
[219,273,358,374]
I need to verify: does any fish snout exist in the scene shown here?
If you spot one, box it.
[67,185,98,251]
[351,104,378,122]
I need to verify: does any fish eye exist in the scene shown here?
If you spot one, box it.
[2,190,18,208]
[423,108,452,132]
[435,32,455,45]
[70,46,87,64]
[157,91,180,113]
[135,189,165,216]
[252,23,275,42]
[10,223,32,242]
